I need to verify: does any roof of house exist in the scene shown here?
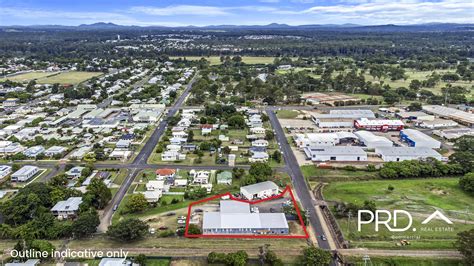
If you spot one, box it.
[217,171,232,181]
[156,168,176,176]
[220,200,250,213]
[12,165,38,176]
[51,197,83,212]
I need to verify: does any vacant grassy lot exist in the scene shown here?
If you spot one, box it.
[301,165,379,183]
[36,71,102,85]
[276,110,300,119]
[0,71,58,82]
[324,178,473,249]
[169,56,276,65]
[346,256,462,266]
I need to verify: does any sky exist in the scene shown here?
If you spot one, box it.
[0,0,473,26]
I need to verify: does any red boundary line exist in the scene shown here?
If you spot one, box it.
[184,185,309,239]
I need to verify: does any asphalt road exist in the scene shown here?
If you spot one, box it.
[98,72,199,231]
[266,109,331,250]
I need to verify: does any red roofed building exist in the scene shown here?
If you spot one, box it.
[156,168,176,180]
[201,124,213,135]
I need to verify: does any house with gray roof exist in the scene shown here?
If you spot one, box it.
[51,197,83,220]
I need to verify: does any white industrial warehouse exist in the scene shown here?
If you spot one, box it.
[304,146,368,162]
[375,147,443,162]
[354,130,393,149]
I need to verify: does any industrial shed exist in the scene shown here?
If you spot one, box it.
[203,200,289,235]
[303,146,367,162]
[240,181,279,200]
[354,130,393,149]
[400,129,441,149]
[375,147,443,162]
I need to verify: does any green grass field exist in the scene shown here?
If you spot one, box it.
[0,71,59,82]
[346,256,462,266]
[36,71,102,85]
[324,178,473,249]
[169,56,276,65]
[276,110,300,119]
[301,165,379,183]
[1,71,102,85]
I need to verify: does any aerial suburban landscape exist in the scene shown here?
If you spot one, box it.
[0,1,473,266]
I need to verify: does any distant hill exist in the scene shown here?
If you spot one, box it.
[1,22,473,32]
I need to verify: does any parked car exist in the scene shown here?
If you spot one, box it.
[159,226,169,230]
[113,204,118,211]
[165,212,176,216]
[194,208,203,213]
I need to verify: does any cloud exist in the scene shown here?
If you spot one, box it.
[301,0,474,24]
[129,5,230,16]
[259,0,280,3]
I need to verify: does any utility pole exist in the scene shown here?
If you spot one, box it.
[362,254,371,266]
[347,211,352,235]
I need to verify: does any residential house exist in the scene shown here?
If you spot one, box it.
[51,197,83,220]
[217,171,232,185]
[142,190,162,203]
[11,165,39,182]
[156,168,176,180]
[44,146,66,157]
[191,170,210,184]
[161,150,186,161]
[0,165,12,181]
[250,127,265,134]
[249,152,269,163]
[66,166,85,179]
[251,139,269,147]
[201,124,213,135]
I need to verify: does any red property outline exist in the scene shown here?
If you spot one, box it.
[184,185,309,239]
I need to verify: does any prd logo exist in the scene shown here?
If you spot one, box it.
[357,210,453,232]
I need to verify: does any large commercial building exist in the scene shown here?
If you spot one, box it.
[293,132,358,148]
[400,129,441,149]
[0,165,12,181]
[422,105,474,128]
[311,109,375,128]
[303,146,367,162]
[375,147,443,162]
[203,200,289,235]
[354,131,393,149]
[354,118,404,132]
[433,127,474,140]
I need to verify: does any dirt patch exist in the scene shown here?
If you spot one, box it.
[431,188,448,195]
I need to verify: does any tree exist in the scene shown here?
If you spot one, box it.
[107,218,149,241]
[455,229,474,264]
[383,90,400,105]
[225,251,248,266]
[28,240,56,258]
[407,102,422,111]
[187,130,194,142]
[459,172,474,194]
[265,250,283,266]
[85,178,112,209]
[134,254,147,266]
[125,193,149,213]
[187,224,202,235]
[72,210,100,238]
[272,151,282,163]
[228,115,245,129]
[265,130,275,141]
[300,246,332,266]
[249,162,273,180]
